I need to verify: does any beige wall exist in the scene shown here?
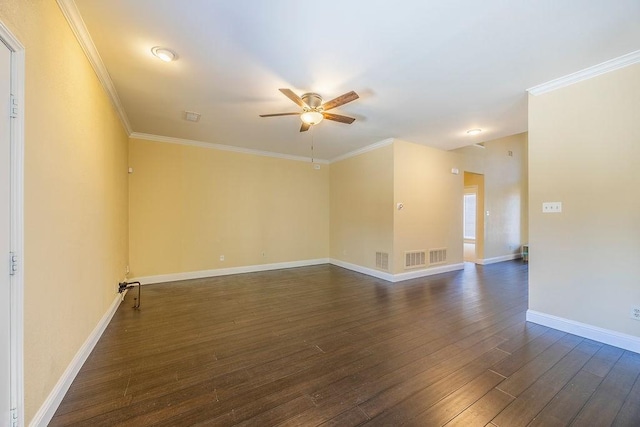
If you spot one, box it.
[129,138,330,277]
[455,132,528,261]
[329,143,394,271]
[0,1,129,422]
[529,64,640,336]
[393,140,463,273]
[330,140,464,274]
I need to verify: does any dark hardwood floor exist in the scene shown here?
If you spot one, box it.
[50,262,640,426]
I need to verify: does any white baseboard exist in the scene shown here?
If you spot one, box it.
[130,258,330,285]
[390,263,465,282]
[330,259,464,283]
[30,293,123,427]
[477,253,522,265]
[329,259,395,281]
[133,258,466,287]
[526,310,640,354]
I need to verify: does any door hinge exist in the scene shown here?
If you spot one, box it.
[9,251,17,275]
[10,94,18,118]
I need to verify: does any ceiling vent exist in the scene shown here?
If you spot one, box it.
[184,111,201,122]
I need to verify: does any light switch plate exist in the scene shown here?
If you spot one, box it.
[542,202,562,213]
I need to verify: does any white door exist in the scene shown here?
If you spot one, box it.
[0,40,11,427]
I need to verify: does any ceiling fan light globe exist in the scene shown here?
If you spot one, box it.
[300,111,324,125]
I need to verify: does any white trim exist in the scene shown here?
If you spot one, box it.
[131,258,466,287]
[130,132,330,165]
[130,258,330,285]
[476,253,521,265]
[30,294,123,427]
[392,263,465,281]
[330,259,395,282]
[330,259,464,283]
[0,19,25,427]
[56,0,132,134]
[526,310,640,354]
[329,138,394,163]
[527,50,640,95]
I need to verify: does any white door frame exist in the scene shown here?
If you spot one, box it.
[0,20,25,427]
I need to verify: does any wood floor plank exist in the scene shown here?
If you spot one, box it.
[318,406,369,426]
[491,339,601,427]
[47,262,640,427]
[527,370,602,427]
[360,348,509,425]
[444,388,514,427]
[411,369,506,425]
[495,334,583,397]
[571,351,640,426]
[613,370,640,426]
[491,328,566,377]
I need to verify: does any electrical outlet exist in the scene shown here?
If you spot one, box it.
[219,255,225,261]
[631,307,640,321]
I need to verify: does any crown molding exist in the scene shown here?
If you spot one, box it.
[130,132,331,164]
[528,50,640,96]
[330,138,395,163]
[56,0,132,134]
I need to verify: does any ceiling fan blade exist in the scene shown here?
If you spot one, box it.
[259,112,300,117]
[322,112,356,124]
[321,91,359,111]
[279,88,308,108]
[300,122,311,132]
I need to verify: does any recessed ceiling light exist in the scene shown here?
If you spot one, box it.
[466,128,482,136]
[151,46,178,62]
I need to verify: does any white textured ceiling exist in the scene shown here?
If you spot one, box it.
[71,0,640,160]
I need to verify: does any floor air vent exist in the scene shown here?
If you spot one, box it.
[404,250,426,269]
[429,248,447,265]
[376,252,389,271]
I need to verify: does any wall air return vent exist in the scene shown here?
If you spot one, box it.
[375,252,389,271]
[404,250,426,269]
[429,248,447,265]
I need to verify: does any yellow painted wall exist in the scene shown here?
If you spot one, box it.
[129,138,330,277]
[529,64,640,336]
[330,140,464,274]
[329,143,394,271]
[0,1,129,422]
[393,140,463,273]
[455,132,528,260]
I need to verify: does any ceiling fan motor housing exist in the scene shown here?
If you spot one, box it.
[301,93,323,110]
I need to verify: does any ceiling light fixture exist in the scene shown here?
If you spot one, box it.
[300,110,324,125]
[466,128,482,136]
[151,46,177,62]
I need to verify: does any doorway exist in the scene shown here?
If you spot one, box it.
[0,36,11,427]
[463,172,484,263]
[0,20,24,426]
